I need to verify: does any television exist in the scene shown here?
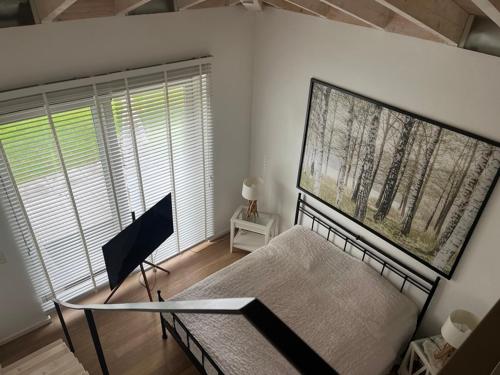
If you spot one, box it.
[102,193,174,289]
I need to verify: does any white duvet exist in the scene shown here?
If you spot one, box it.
[166,225,418,375]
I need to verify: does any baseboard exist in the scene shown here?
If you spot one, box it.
[0,315,51,346]
[209,230,229,242]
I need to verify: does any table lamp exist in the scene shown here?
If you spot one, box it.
[434,309,479,361]
[242,177,263,220]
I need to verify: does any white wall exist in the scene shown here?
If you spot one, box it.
[0,201,47,343]
[250,9,500,335]
[0,7,255,341]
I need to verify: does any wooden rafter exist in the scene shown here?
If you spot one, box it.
[31,0,78,23]
[264,0,316,16]
[190,0,237,9]
[55,0,115,22]
[177,0,211,10]
[384,14,448,43]
[375,0,469,45]
[283,0,371,27]
[320,0,392,29]
[472,0,500,27]
[115,0,154,15]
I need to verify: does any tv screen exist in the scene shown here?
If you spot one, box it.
[102,193,174,289]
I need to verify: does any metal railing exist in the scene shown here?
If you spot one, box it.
[53,296,337,375]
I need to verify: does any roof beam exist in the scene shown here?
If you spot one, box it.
[190,0,235,8]
[375,0,469,45]
[384,13,448,43]
[283,0,371,27]
[176,0,210,10]
[320,0,393,29]
[472,0,500,27]
[114,0,154,15]
[265,0,316,15]
[31,0,78,23]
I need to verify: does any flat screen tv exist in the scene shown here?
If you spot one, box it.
[102,193,174,289]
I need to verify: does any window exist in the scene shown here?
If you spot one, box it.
[0,61,214,310]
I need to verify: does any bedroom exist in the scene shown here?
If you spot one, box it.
[0,1,499,374]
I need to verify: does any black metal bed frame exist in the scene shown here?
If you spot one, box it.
[158,291,224,375]
[158,192,441,374]
[295,193,441,328]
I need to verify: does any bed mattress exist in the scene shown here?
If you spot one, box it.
[163,225,418,375]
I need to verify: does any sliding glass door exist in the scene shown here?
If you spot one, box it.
[0,62,214,310]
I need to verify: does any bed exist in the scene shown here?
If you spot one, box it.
[158,194,440,375]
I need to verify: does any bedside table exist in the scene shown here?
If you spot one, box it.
[230,205,279,253]
[399,335,448,375]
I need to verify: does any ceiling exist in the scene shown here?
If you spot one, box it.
[1,0,500,49]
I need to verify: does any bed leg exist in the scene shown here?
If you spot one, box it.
[157,290,168,340]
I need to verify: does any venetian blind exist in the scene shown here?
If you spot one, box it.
[0,60,214,310]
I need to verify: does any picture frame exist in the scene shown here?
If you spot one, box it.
[297,78,499,279]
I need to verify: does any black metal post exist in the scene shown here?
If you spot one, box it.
[417,276,441,328]
[84,309,109,375]
[294,193,302,225]
[157,290,167,339]
[53,301,75,353]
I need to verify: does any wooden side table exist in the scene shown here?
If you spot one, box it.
[399,335,448,375]
[230,205,279,252]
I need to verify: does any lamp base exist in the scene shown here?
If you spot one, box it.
[245,200,258,220]
[434,343,455,361]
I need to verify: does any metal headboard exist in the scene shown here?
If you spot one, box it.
[294,193,440,329]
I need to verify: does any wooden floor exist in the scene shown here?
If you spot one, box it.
[0,236,246,375]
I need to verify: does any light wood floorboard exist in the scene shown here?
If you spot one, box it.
[0,236,246,375]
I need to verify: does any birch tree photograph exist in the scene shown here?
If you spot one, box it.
[299,79,500,277]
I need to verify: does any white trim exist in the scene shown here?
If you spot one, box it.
[163,71,181,254]
[123,78,147,215]
[42,93,97,290]
[0,56,213,102]
[0,316,51,346]
[92,83,124,231]
[123,78,152,263]
[198,65,208,239]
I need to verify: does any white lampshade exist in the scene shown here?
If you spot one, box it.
[441,309,479,349]
[242,177,263,201]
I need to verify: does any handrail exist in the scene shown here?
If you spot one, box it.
[54,297,254,314]
[53,297,337,375]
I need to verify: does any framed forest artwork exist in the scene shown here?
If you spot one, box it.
[297,78,500,279]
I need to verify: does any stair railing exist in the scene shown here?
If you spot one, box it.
[53,296,337,375]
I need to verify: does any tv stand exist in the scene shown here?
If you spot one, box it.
[142,260,170,275]
[103,211,171,304]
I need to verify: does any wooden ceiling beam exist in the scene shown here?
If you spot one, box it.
[176,0,211,10]
[374,0,470,45]
[283,0,372,27]
[114,0,154,15]
[472,0,500,27]
[189,0,236,8]
[320,0,393,29]
[264,0,316,15]
[31,0,79,23]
